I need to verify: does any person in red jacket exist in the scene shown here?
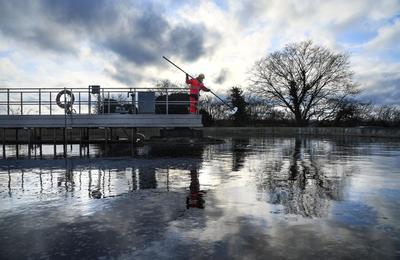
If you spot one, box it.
[186,73,210,113]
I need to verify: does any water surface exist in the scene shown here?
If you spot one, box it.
[1,136,400,259]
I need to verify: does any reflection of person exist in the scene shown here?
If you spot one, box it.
[186,168,206,209]
[186,73,210,114]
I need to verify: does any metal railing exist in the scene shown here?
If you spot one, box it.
[0,87,198,115]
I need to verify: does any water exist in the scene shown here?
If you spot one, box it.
[1,136,400,259]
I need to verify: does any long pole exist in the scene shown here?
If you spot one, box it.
[162,56,236,111]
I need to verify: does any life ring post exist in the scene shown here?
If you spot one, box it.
[56,89,75,113]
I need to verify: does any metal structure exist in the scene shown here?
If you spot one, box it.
[0,86,203,158]
[0,86,201,128]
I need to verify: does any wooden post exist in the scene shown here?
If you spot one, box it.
[2,128,6,158]
[15,128,19,158]
[28,128,31,159]
[33,128,37,158]
[79,128,82,157]
[104,127,108,156]
[39,128,42,159]
[63,128,66,158]
[130,127,136,156]
[53,128,56,158]
[70,128,73,150]
[86,128,90,157]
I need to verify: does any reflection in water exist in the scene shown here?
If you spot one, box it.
[0,162,203,204]
[0,143,206,208]
[254,138,346,217]
[231,138,250,172]
[186,167,206,209]
[1,137,400,259]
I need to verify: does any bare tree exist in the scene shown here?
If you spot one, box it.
[249,40,358,125]
[154,79,186,96]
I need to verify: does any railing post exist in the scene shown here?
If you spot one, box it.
[134,88,137,114]
[2,128,6,158]
[100,88,104,114]
[70,87,74,114]
[20,92,23,115]
[64,87,67,115]
[166,88,169,114]
[7,89,9,115]
[88,87,91,115]
[49,91,52,115]
[39,89,41,115]
[107,91,110,114]
[79,92,81,114]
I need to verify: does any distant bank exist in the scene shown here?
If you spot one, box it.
[200,127,400,139]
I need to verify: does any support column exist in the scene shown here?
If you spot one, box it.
[2,128,6,159]
[63,128,67,158]
[39,128,43,159]
[28,128,31,159]
[79,128,82,157]
[53,128,57,158]
[130,127,136,157]
[86,128,90,157]
[15,128,19,158]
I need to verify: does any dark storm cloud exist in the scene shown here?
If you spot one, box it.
[0,1,77,53]
[41,0,111,25]
[168,26,206,61]
[104,7,207,65]
[214,68,229,84]
[0,0,217,78]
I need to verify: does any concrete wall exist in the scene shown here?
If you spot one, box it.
[200,127,400,139]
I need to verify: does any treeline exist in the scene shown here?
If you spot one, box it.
[199,86,400,127]
[159,41,398,127]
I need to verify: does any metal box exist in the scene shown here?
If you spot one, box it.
[90,85,100,94]
[138,92,155,114]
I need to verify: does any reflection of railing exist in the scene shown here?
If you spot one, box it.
[1,165,189,200]
[0,87,195,115]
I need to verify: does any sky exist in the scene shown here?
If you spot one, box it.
[0,0,399,105]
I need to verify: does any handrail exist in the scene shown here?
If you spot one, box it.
[0,86,198,115]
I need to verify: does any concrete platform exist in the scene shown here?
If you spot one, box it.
[0,114,202,128]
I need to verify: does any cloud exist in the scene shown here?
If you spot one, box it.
[0,1,79,53]
[0,0,217,85]
[364,19,400,53]
[359,78,400,105]
[214,68,229,84]
[0,0,399,106]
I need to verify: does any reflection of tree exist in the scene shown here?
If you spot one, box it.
[259,138,345,218]
[231,138,250,172]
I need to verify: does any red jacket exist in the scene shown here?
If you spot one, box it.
[186,78,208,95]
